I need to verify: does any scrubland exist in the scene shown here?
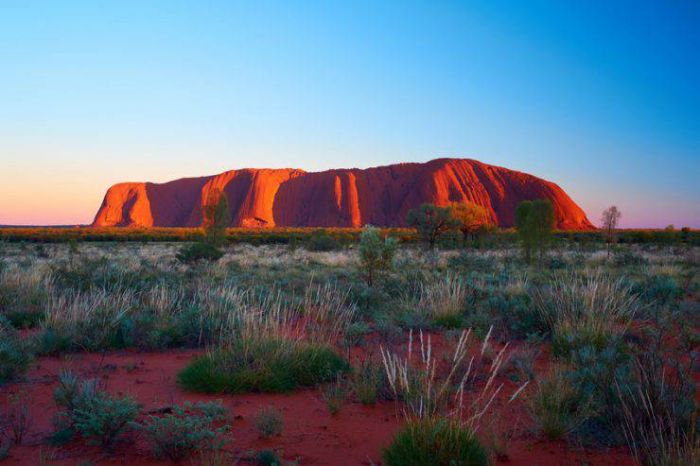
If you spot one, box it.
[0,238,697,465]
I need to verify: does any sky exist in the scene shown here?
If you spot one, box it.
[0,0,698,228]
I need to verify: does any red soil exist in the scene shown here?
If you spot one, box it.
[0,344,634,465]
[92,158,594,230]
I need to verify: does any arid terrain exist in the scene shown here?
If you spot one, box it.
[1,233,697,465]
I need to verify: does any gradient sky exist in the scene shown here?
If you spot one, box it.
[1,1,698,228]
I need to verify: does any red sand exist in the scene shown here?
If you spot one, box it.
[92,158,594,230]
[0,346,634,465]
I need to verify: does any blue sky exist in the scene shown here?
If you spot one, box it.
[0,0,698,227]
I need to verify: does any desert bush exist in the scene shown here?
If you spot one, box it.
[254,406,283,438]
[414,274,467,329]
[305,229,340,251]
[140,401,229,461]
[321,375,347,415]
[53,371,139,450]
[39,287,136,354]
[635,274,682,308]
[382,417,488,466]
[0,315,31,383]
[613,250,647,267]
[406,203,459,249]
[533,273,638,357]
[300,281,357,344]
[178,338,350,393]
[256,449,282,466]
[527,367,594,440]
[351,358,387,405]
[343,321,371,347]
[202,189,231,247]
[176,242,224,264]
[381,328,518,420]
[0,264,50,327]
[450,202,493,247]
[615,307,698,465]
[515,199,554,264]
[72,392,140,450]
[357,225,398,286]
[3,395,31,445]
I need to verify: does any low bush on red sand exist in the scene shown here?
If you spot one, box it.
[382,417,489,466]
[178,337,350,393]
[0,315,31,384]
[140,401,229,461]
[52,371,140,450]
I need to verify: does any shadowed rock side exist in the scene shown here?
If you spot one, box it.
[92,158,594,229]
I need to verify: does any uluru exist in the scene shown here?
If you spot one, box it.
[92,158,593,230]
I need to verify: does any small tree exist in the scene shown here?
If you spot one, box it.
[406,204,459,249]
[450,202,493,247]
[515,199,554,264]
[358,225,398,287]
[202,189,231,246]
[601,206,621,258]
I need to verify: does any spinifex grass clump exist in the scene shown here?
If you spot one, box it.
[380,328,527,466]
[0,264,51,328]
[527,366,595,440]
[416,274,468,328]
[382,417,489,466]
[533,272,638,357]
[179,337,349,393]
[39,287,136,354]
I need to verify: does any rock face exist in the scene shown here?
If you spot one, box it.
[92,158,593,230]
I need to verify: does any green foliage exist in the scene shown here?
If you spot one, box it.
[178,338,350,393]
[528,368,594,440]
[256,449,282,466]
[53,371,140,450]
[406,204,459,249]
[351,358,387,405]
[203,189,231,246]
[140,401,229,461]
[305,229,340,251]
[176,242,224,264]
[254,406,283,438]
[0,316,31,384]
[449,202,493,246]
[382,418,488,466]
[358,225,398,286]
[515,199,554,264]
[321,375,347,415]
[72,392,140,449]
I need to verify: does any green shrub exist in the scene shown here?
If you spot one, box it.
[176,242,224,264]
[527,367,594,440]
[406,204,459,249]
[178,338,350,393]
[254,406,283,438]
[515,199,554,264]
[358,225,398,286]
[53,371,140,450]
[351,359,386,405]
[383,418,488,466]
[72,392,140,450]
[256,449,282,466]
[321,376,346,415]
[0,316,31,383]
[140,401,229,461]
[566,342,634,444]
[305,230,339,251]
[533,273,637,358]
